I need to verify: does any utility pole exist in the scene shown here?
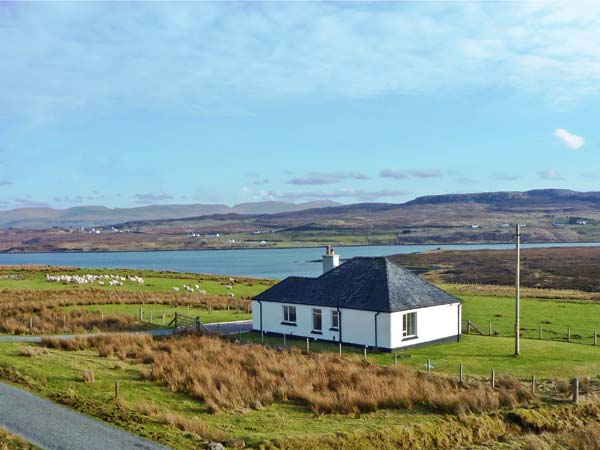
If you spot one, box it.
[515,224,521,356]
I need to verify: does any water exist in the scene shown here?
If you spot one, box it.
[0,242,598,279]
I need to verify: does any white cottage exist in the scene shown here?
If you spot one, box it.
[252,248,461,350]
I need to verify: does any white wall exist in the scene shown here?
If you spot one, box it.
[389,303,461,349]
[253,300,341,342]
[252,300,461,350]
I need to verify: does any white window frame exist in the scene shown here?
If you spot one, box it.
[282,305,297,324]
[402,312,417,338]
[331,310,340,330]
[312,308,323,332]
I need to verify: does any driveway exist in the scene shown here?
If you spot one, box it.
[0,382,171,450]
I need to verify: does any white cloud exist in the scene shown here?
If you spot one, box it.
[553,128,584,149]
[537,169,564,181]
[380,169,408,179]
[4,2,600,122]
[264,188,409,202]
[287,172,369,185]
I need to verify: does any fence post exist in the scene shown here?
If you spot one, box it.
[539,323,543,340]
[306,338,310,352]
[187,304,190,315]
[491,369,496,389]
[394,353,398,366]
[196,317,200,333]
[363,346,367,361]
[489,321,492,336]
[162,311,166,326]
[261,330,264,344]
[139,306,143,321]
[427,358,431,374]
[595,330,598,346]
[63,315,66,327]
[149,311,153,323]
[174,312,178,327]
[572,377,579,404]
[208,302,212,314]
[339,342,342,356]
[29,317,33,330]
[283,333,286,346]
[531,375,536,393]
[114,381,120,399]
[568,327,571,342]
[459,364,463,385]
[467,320,471,334]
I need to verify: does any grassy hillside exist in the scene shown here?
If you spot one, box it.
[3,189,600,252]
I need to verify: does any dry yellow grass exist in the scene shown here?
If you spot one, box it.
[0,288,249,334]
[43,333,535,416]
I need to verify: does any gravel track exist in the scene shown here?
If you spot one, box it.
[0,320,253,448]
[0,382,171,450]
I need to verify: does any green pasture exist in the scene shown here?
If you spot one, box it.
[0,342,435,449]
[243,332,600,379]
[0,267,272,297]
[460,294,600,344]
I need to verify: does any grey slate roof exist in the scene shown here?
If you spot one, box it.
[254,256,460,312]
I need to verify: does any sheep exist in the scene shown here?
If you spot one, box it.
[173,287,180,292]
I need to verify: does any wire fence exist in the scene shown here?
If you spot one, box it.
[463,319,600,346]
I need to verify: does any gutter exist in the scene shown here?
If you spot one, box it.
[338,306,342,343]
[257,299,263,332]
[457,303,461,342]
[374,312,381,348]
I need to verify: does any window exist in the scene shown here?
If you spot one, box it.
[402,312,417,338]
[331,310,340,330]
[312,308,322,332]
[282,305,296,324]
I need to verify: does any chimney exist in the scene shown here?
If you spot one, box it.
[322,245,340,274]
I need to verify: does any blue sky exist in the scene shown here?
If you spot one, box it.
[1,1,599,210]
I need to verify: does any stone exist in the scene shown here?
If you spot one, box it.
[206,443,225,450]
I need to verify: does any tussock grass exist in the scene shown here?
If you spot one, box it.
[43,333,536,416]
[80,369,95,384]
[18,345,48,357]
[0,288,249,334]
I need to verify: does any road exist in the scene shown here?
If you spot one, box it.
[0,382,171,450]
[0,320,253,343]
[0,320,253,449]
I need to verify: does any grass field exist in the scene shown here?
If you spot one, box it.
[459,293,600,344]
[0,341,439,449]
[243,333,600,378]
[65,304,250,326]
[0,266,273,297]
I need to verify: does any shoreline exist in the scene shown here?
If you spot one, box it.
[1,240,600,255]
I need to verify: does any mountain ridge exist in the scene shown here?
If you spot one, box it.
[0,200,342,229]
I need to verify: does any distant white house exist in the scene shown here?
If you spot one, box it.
[252,247,461,350]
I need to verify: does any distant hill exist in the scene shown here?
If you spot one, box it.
[2,189,600,252]
[0,200,341,229]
